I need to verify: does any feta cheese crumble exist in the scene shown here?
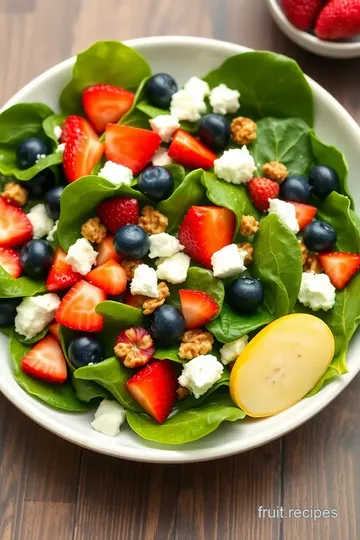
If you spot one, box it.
[56,143,66,154]
[184,77,210,100]
[15,293,61,340]
[220,336,249,365]
[170,89,206,123]
[91,399,126,437]
[53,125,62,140]
[65,238,98,275]
[27,204,55,239]
[149,115,180,143]
[156,252,190,284]
[268,198,300,234]
[209,84,240,115]
[46,220,59,242]
[214,147,256,185]
[130,264,159,298]
[148,233,184,259]
[152,147,173,166]
[178,355,224,399]
[211,244,247,278]
[298,271,336,312]
[98,161,133,186]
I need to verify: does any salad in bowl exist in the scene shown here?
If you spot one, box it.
[0,40,359,447]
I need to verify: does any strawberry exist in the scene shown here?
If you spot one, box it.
[289,201,317,230]
[0,247,22,278]
[86,258,127,295]
[96,235,121,266]
[46,247,82,292]
[319,252,360,289]
[60,115,98,144]
[0,197,33,248]
[179,289,219,329]
[21,335,67,384]
[105,124,161,175]
[123,290,147,309]
[97,197,139,233]
[56,280,106,332]
[282,0,323,30]
[48,321,61,343]
[315,0,360,40]
[83,84,135,134]
[247,178,280,212]
[126,360,177,423]
[63,130,105,183]
[168,129,216,169]
[115,326,155,368]
[178,206,236,268]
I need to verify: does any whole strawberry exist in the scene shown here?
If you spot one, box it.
[247,177,280,212]
[315,0,360,40]
[282,0,323,30]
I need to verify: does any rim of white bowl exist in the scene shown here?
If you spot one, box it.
[1,35,360,463]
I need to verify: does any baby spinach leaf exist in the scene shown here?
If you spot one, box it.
[126,395,245,444]
[204,52,314,126]
[96,301,144,355]
[316,192,360,252]
[14,328,48,345]
[4,152,63,181]
[60,41,151,115]
[253,215,302,318]
[175,371,231,411]
[0,266,47,298]
[207,303,273,343]
[168,267,225,314]
[42,114,67,148]
[154,346,185,363]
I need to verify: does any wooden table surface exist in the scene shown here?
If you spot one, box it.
[1,1,360,539]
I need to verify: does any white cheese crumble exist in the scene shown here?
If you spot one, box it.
[130,264,159,298]
[209,84,240,115]
[65,238,98,275]
[156,252,190,284]
[170,89,206,123]
[220,335,249,365]
[15,293,61,340]
[152,147,173,166]
[98,161,133,186]
[211,244,247,278]
[91,399,126,437]
[184,77,210,100]
[268,198,300,234]
[148,233,184,259]
[214,147,256,185]
[53,125,62,140]
[298,271,336,312]
[46,220,59,242]
[27,204,55,239]
[178,355,224,399]
[56,143,66,154]
[149,115,180,143]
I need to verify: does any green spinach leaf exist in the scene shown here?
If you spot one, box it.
[0,266,47,298]
[14,328,48,345]
[317,192,360,252]
[175,371,231,411]
[154,346,185,363]
[96,301,144,355]
[207,303,273,343]
[42,114,67,148]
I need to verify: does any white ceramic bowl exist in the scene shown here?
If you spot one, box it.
[1,36,360,463]
[266,0,360,58]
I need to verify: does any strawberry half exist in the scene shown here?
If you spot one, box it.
[21,335,67,384]
[178,206,236,268]
[83,84,135,134]
[0,247,22,278]
[56,280,106,332]
[63,130,105,183]
[319,252,360,290]
[0,197,33,248]
[86,258,127,295]
[60,115,98,144]
[289,201,317,231]
[179,289,219,329]
[96,235,121,266]
[46,247,82,292]
[126,360,178,423]
[105,124,161,175]
[48,322,61,343]
[115,326,155,368]
[97,197,139,233]
[168,129,216,169]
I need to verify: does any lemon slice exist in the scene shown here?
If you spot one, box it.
[230,314,335,417]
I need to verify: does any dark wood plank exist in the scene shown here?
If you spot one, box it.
[19,501,76,540]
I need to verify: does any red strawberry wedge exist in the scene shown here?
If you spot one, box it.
[21,335,67,384]
[168,129,216,169]
[178,206,236,268]
[46,247,82,292]
[179,289,219,329]
[282,0,323,30]
[126,360,178,423]
[86,259,127,295]
[289,201,317,231]
[63,131,105,183]
[319,252,360,290]
[60,115,98,144]
[0,197,33,248]
[56,280,106,332]
[97,197,139,233]
[315,0,360,40]
[83,84,135,134]
[96,235,121,266]
[48,322,61,343]
[105,124,161,175]
[0,247,22,278]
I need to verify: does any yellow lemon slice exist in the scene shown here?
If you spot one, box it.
[230,314,335,417]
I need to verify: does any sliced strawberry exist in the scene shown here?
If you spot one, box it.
[97,197,139,233]
[0,247,22,278]
[289,201,317,231]
[21,335,67,384]
[60,115,98,144]
[319,252,360,290]
[63,131,104,183]
[168,129,216,169]
[179,289,219,329]
[126,360,177,423]
[105,124,161,175]
[115,326,155,368]
[48,321,61,343]
[86,258,127,295]
[123,290,147,309]
[96,235,121,266]
[178,206,236,268]
[46,247,82,292]
[0,197,33,248]
[56,280,106,332]
[83,84,135,134]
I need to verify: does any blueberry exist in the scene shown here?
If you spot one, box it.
[308,165,340,199]
[138,166,174,201]
[25,169,56,198]
[150,305,186,345]
[114,225,150,259]
[144,73,178,109]
[198,114,231,152]
[68,335,104,369]
[302,221,337,252]
[227,277,264,314]
[0,298,21,326]
[20,239,53,279]
[16,137,50,169]
[44,185,64,219]
[280,175,312,203]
